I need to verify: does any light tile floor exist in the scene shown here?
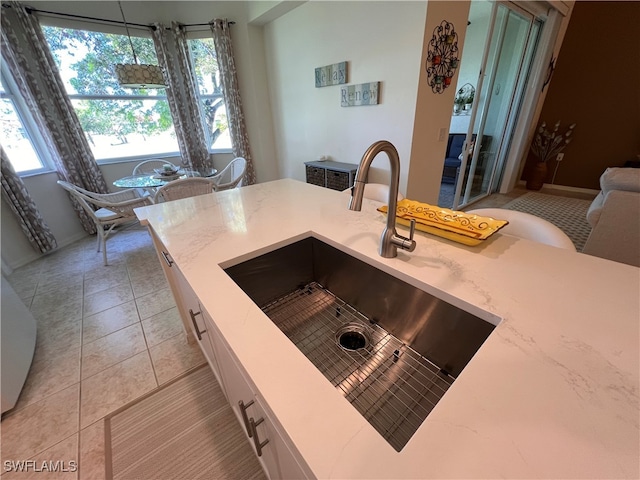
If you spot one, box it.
[1,224,206,479]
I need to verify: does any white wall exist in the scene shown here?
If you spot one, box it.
[1,172,89,269]
[1,1,278,270]
[406,1,472,204]
[262,1,428,192]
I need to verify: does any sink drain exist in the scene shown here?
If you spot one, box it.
[335,323,370,351]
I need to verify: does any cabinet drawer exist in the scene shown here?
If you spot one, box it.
[305,166,325,187]
[326,170,351,191]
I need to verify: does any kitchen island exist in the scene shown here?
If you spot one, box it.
[135,179,639,479]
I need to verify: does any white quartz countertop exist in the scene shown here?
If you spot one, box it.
[136,179,639,479]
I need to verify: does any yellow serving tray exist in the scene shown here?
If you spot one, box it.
[378,199,508,246]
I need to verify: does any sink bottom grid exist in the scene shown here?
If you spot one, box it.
[261,282,454,452]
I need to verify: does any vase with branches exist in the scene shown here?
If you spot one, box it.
[530,121,576,163]
[527,121,576,190]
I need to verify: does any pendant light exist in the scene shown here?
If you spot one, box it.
[114,1,165,89]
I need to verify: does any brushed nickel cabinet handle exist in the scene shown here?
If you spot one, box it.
[188,309,206,340]
[249,416,269,457]
[161,251,173,267]
[239,400,255,437]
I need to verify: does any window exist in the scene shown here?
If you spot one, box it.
[188,38,231,151]
[0,67,50,174]
[42,25,180,162]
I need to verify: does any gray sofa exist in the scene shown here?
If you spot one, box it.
[583,167,640,267]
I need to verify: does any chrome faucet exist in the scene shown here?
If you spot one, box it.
[349,140,416,258]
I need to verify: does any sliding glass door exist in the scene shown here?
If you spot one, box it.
[453,3,542,209]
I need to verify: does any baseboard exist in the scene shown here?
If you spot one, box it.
[516,180,599,196]
[57,231,91,249]
[1,257,14,276]
[3,250,41,272]
[4,231,90,271]
[541,184,599,196]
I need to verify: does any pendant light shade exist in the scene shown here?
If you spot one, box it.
[114,1,166,89]
[115,64,165,89]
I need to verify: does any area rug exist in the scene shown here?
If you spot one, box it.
[105,366,266,480]
[503,192,593,251]
[438,182,455,208]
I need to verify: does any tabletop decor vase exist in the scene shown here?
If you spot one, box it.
[526,120,575,190]
[526,162,548,191]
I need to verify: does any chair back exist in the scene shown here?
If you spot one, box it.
[57,180,151,265]
[57,180,151,217]
[467,208,576,251]
[57,180,102,222]
[341,183,404,202]
[133,159,178,175]
[153,177,215,203]
[212,157,247,191]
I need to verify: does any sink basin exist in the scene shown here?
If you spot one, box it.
[224,237,498,451]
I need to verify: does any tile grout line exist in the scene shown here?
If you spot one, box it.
[77,248,87,478]
[127,258,161,390]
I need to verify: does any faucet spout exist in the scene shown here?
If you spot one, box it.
[348,140,416,258]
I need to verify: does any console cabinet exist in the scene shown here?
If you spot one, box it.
[304,160,358,191]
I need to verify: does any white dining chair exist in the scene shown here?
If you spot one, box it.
[210,157,247,191]
[131,159,179,198]
[341,183,405,202]
[467,207,576,251]
[132,159,178,175]
[57,180,153,265]
[153,177,215,203]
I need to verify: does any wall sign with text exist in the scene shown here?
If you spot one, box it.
[341,82,379,107]
[315,61,347,87]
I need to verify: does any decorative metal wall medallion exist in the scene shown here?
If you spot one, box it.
[425,20,459,94]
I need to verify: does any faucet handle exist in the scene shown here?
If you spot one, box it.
[391,219,417,253]
[402,219,417,252]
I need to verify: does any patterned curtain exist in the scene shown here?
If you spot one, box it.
[1,147,57,253]
[152,22,212,175]
[209,19,256,185]
[1,1,108,235]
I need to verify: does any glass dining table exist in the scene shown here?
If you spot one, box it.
[113,169,218,189]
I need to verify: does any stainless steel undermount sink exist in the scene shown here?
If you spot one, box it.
[224,237,499,451]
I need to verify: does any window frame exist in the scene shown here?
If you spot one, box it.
[0,63,55,176]
[37,22,232,164]
[41,23,186,164]
[65,91,183,165]
[187,36,231,154]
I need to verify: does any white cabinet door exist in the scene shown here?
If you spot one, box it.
[172,266,224,388]
[209,328,281,479]
[256,395,310,480]
[148,228,193,343]
[196,307,226,392]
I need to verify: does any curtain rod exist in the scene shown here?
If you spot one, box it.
[1,3,235,30]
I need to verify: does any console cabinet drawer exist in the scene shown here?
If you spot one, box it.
[326,170,351,191]
[305,166,325,187]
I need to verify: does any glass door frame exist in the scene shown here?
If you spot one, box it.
[453,1,542,210]
[452,0,567,209]
[498,2,567,194]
